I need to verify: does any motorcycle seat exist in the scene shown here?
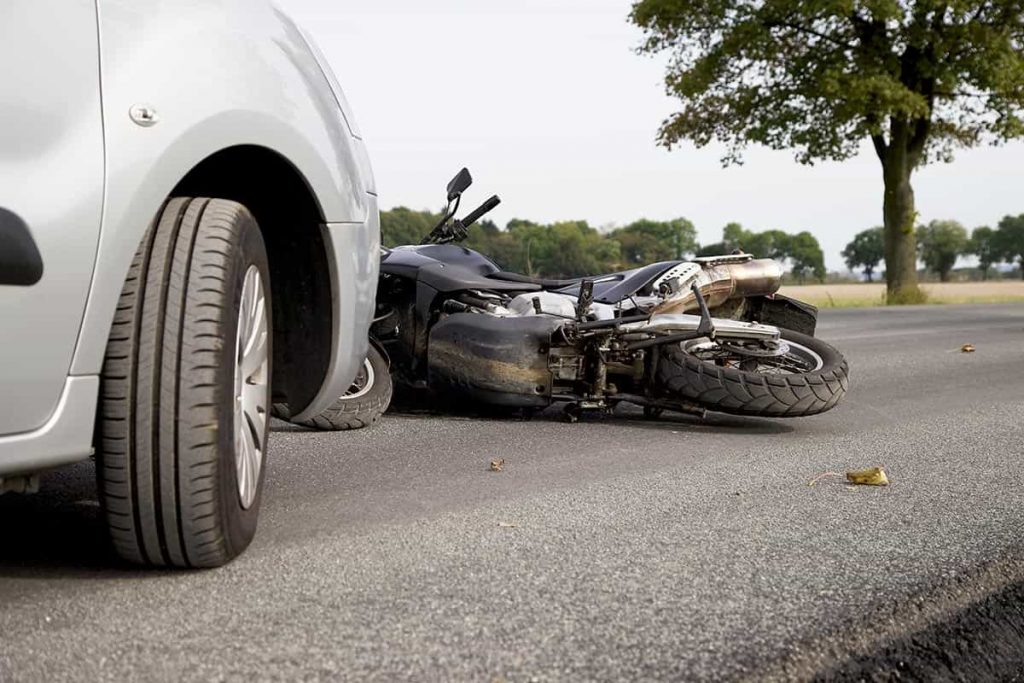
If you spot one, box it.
[486,271,583,289]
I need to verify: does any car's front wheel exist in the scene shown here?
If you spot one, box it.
[97,197,272,568]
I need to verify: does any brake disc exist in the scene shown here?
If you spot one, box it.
[719,340,791,358]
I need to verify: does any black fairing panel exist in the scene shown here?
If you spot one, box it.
[419,263,542,293]
[553,260,680,304]
[428,313,561,407]
[412,244,502,274]
[381,244,539,293]
[382,245,679,301]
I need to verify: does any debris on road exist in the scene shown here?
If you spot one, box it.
[489,458,505,472]
[808,467,890,487]
[497,521,518,528]
[845,467,890,486]
[961,343,976,353]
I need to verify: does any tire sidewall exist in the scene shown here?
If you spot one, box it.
[215,214,272,558]
[656,326,849,417]
[340,345,390,404]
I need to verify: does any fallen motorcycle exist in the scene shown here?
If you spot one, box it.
[301,168,848,427]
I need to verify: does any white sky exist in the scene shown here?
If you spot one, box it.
[277,0,1024,271]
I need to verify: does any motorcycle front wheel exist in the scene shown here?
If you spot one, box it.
[654,329,848,417]
[273,345,393,430]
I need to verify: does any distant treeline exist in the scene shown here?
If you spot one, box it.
[842,217,1024,282]
[381,208,827,282]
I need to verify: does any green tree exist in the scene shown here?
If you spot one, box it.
[721,223,789,259]
[841,227,885,282]
[787,231,827,283]
[380,207,438,247]
[917,220,969,282]
[709,223,825,281]
[968,226,1000,280]
[996,215,1024,279]
[493,219,621,278]
[630,0,1024,303]
[610,218,698,264]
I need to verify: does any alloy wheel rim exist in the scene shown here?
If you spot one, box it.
[233,265,269,510]
[682,337,824,374]
[342,358,376,400]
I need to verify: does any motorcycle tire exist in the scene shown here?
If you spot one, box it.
[273,345,392,430]
[654,329,848,417]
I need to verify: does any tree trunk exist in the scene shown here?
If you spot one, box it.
[881,155,922,303]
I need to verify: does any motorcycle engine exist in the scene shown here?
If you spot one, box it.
[507,291,577,318]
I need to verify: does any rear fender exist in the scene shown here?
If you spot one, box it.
[743,295,818,337]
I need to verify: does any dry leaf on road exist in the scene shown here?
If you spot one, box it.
[961,343,976,353]
[845,466,889,486]
[489,458,505,472]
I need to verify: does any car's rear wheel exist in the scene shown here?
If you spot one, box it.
[97,197,272,568]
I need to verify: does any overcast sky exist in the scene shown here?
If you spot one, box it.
[277,0,1024,271]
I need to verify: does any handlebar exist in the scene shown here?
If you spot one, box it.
[421,192,502,245]
[461,195,501,229]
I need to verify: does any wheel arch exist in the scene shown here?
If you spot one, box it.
[171,144,334,411]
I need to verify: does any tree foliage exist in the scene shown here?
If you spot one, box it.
[841,227,885,281]
[630,0,1024,301]
[968,226,999,279]
[917,219,969,281]
[996,214,1024,278]
[380,209,822,280]
[610,218,699,264]
[380,206,439,247]
[711,223,826,281]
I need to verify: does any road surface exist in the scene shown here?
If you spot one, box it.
[1,304,1022,680]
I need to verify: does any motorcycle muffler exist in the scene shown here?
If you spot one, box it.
[652,257,783,315]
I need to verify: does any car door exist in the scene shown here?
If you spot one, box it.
[0,0,105,434]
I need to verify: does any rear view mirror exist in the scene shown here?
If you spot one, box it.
[447,168,473,201]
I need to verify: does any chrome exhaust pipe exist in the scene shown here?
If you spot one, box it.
[652,257,783,315]
[620,313,780,342]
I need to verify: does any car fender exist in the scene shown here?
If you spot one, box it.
[72,0,377,409]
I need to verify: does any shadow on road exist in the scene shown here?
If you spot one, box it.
[2,407,791,576]
[274,402,796,437]
[0,461,139,579]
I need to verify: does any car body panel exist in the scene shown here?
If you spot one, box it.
[0,0,105,435]
[71,0,374,377]
[1,0,378,474]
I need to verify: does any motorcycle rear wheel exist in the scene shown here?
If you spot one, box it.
[654,329,848,417]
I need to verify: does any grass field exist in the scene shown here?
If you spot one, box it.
[778,281,1024,308]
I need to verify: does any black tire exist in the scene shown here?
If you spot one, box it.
[655,329,848,417]
[273,345,392,430]
[97,198,272,568]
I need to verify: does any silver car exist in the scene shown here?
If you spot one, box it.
[0,0,379,567]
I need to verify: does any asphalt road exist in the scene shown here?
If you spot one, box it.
[1,304,1023,681]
